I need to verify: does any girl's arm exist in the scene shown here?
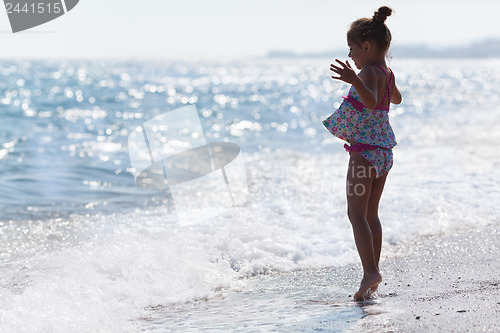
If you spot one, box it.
[391,84,402,104]
[355,66,378,109]
[331,60,378,109]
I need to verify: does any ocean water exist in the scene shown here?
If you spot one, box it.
[0,58,499,332]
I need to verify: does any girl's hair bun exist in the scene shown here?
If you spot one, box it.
[348,6,393,51]
[372,6,392,23]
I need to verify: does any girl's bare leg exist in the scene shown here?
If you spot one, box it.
[365,173,388,292]
[346,152,382,301]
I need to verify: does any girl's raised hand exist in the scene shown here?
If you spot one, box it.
[330,59,358,85]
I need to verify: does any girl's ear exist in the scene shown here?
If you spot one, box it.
[362,41,371,53]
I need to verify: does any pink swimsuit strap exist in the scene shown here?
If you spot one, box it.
[374,64,393,108]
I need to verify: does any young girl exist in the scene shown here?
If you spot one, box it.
[322,6,402,301]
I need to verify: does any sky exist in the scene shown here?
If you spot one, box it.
[0,0,499,60]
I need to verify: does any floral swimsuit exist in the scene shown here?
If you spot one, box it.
[322,65,397,178]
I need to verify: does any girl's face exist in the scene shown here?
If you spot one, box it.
[347,39,369,69]
[347,38,367,69]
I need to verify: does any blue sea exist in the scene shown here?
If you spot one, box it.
[0,58,499,332]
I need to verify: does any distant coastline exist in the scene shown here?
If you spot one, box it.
[267,38,500,59]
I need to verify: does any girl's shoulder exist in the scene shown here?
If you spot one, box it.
[363,64,393,76]
[361,64,396,83]
[359,64,379,76]
[358,64,386,87]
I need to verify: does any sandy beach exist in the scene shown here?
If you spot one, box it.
[137,223,498,332]
[351,223,500,332]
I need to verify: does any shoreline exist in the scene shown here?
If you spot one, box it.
[139,222,499,332]
[351,222,500,332]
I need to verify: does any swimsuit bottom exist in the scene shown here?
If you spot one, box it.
[344,143,393,178]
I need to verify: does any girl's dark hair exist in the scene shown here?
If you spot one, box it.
[347,6,393,51]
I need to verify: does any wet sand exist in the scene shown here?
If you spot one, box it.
[140,223,499,332]
[351,223,500,332]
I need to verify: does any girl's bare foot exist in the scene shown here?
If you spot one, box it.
[370,266,380,292]
[363,288,376,300]
[353,272,382,301]
[370,281,380,292]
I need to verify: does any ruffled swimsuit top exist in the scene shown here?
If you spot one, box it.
[322,64,397,149]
